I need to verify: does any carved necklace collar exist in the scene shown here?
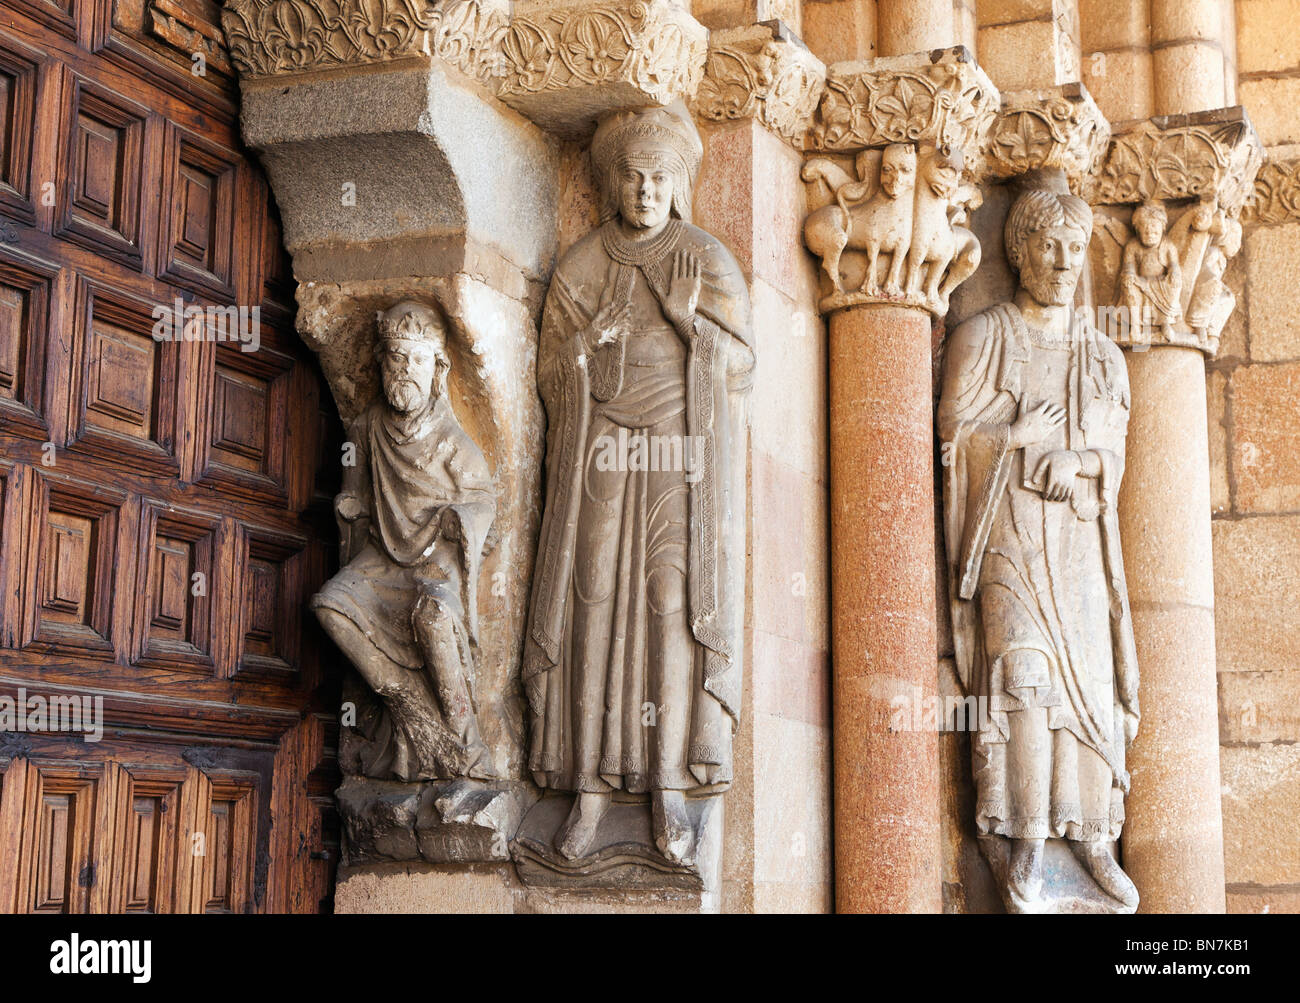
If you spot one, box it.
[601,218,683,268]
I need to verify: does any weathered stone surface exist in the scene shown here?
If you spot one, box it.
[512,794,723,896]
[337,776,537,865]
[1230,361,1300,513]
[335,862,519,913]
[1221,743,1300,886]
[1245,224,1300,361]
[1214,515,1300,675]
[238,58,559,283]
[1218,670,1300,745]
[1236,0,1300,75]
[1207,368,1230,513]
[497,0,708,137]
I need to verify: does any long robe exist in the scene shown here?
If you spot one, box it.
[524,218,753,795]
[940,303,1138,842]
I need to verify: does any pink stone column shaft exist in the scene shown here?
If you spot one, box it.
[830,303,941,913]
[1119,348,1227,912]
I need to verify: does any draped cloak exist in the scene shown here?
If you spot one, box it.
[524,219,753,794]
[312,393,495,676]
[939,303,1139,842]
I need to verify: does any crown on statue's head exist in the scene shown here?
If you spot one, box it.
[377,300,446,345]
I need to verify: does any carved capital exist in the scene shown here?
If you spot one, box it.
[800,49,998,318]
[983,83,1110,192]
[806,46,999,161]
[1241,158,1300,226]
[221,0,510,85]
[1087,106,1263,214]
[690,22,825,148]
[802,142,983,317]
[497,0,708,137]
[1086,107,1263,357]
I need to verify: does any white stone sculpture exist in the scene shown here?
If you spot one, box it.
[940,186,1141,914]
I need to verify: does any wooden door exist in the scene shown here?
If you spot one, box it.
[0,0,341,912]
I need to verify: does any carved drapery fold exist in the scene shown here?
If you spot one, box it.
[690,22,825,148]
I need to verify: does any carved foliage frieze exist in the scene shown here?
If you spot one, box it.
[806,47,999,165]
[497,0,707,134]
[221,0,508,84]
[691,24,825,148]
[1241,158,1300,226]
[984,84,1109,192]
[1087,109,1263,215]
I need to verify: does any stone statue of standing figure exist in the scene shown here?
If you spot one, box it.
[940,186,1141,913]
[312,300,498,783]
[523,104,753,868]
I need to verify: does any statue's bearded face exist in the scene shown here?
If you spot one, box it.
[1017,222,1088,308]
[616,140,675,230]
[379,338,440,413]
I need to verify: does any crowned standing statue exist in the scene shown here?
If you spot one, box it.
[523,103,754,867]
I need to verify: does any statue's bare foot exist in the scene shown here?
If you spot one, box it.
[1007,837,1044,908]
[1071,841,1139,909]
[555,792,609,861]
[652,789,694,864]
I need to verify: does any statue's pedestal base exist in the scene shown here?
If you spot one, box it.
[511,793,723,906]
[980,836,1138,914]
[338,776,538,866]
[333,783,723,912]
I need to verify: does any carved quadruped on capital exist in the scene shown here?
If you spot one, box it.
[1086,107,1263,357]
[799,49,998,319]
[984,83,1110,193]
[497,0,708,136]
[221,0,510,84]
[690,21,826,148]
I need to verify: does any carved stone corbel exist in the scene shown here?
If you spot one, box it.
[800,47,1000,316]
[1086,107,1264,356]
[690,21,826,148]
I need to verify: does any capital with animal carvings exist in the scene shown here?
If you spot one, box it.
[800,47,1000,317]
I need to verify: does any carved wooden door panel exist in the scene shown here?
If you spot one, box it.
[0,0,341,912]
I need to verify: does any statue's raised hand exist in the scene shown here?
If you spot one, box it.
[1010,400,1065,449]
[664,250,702,329]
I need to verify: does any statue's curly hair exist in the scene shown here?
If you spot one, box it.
[1004,189,1093,271]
